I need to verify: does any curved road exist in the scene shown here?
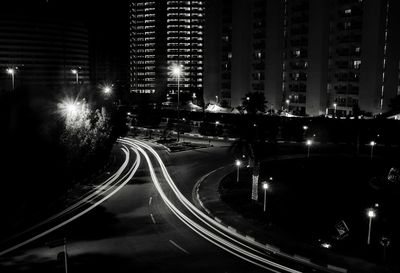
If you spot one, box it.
[0,138,327,273]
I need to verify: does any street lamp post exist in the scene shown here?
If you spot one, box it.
[333,103,337,117]
[370,141,376,160]
[306,139,312,158]
[235,160,241,183]
[262,182,269,212]
[71,69,79,84]
[169,63,183,142]
[170,64,182,118]
[367,208,376,245]
[6,68,15,90]
[286,99,290,112]
[63,237,69,273]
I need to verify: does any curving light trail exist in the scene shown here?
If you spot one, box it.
[0,145,141,256]
[119,138,303,273]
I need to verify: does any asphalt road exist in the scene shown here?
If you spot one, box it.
[0,138,323,273]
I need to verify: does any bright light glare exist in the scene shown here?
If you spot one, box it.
[306,139,313,146]
[6,68,15,75]
[370,141,376,146]
[103,86,112,94]
[321,243,331,249]
[58,98,81,119]
[286,99,290,104]
[262,183,269,190]
[71,69,78,74]
[367,209,376,218]
[215,121,220,125]
[303,125,308,130]
[235,160,241,167]
[169,63,183,77]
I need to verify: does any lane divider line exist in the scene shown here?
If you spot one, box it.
[150,214,156,224]
[169,240,190,255]
[121,139,301,273]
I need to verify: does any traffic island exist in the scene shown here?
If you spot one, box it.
[195,155,400,273]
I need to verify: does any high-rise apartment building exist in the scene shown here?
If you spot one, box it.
[204,0,283,109]
[204,0,400,116]
[0,6,90,93]
[129,0,205,103]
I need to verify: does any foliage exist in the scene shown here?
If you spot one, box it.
[60,101,112,171]
[241,92,268,115]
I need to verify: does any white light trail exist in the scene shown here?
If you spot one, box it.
[119,138,302,273]
[0,146,141,256]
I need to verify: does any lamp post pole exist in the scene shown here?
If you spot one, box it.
[6,68,15,90]
[71,69,79,84]
[10,71,15,90]
[367,209,376,245]
[177,72,180,120]
[333,103,337,117]
[235,160,241,183]
[370,141,376,160]
[262,182,269,212]
[63,237,68,273]
[306,139,312,158]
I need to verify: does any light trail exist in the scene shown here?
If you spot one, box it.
[123,138,334,273]
[0,146,141,256]
[120,139,302,273]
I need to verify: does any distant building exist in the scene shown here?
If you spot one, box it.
[129,0,205,103]
[204,0,400,116]
[0,13,90,92]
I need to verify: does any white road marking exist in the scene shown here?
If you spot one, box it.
[119,138,300,273]
[150,213,156,224]
[149,196,153,206]
[169,240,190,255]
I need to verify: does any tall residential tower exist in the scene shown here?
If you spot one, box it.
[204,0,400,116]
[129,0,205,103]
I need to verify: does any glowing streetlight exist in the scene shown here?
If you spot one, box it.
[215,121,220,125]
[306,139,313,158]
[235,160,241,183]
[333,103,337,116]
[58,99,82,121]
[262,182,269,212]
[102,85,112,95]
[215,95,219,104]
[71,69,79,84]
[367,208,376,245]
[6,68,16,90]
[370,141,376,160]
[286,99,290,112]
[169,63,183,117]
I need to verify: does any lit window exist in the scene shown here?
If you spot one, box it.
[353,60,361,69]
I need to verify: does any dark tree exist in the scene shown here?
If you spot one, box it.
[241,92,268,115]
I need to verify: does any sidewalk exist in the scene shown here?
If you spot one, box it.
[194,157,394,273]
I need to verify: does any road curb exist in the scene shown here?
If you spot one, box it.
[193,165,350,273]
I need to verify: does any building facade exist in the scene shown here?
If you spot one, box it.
[129,0,205,103]
[0,13,90,93]
[204,0,400,116]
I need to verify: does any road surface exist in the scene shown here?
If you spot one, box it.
[0,138,327,273]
